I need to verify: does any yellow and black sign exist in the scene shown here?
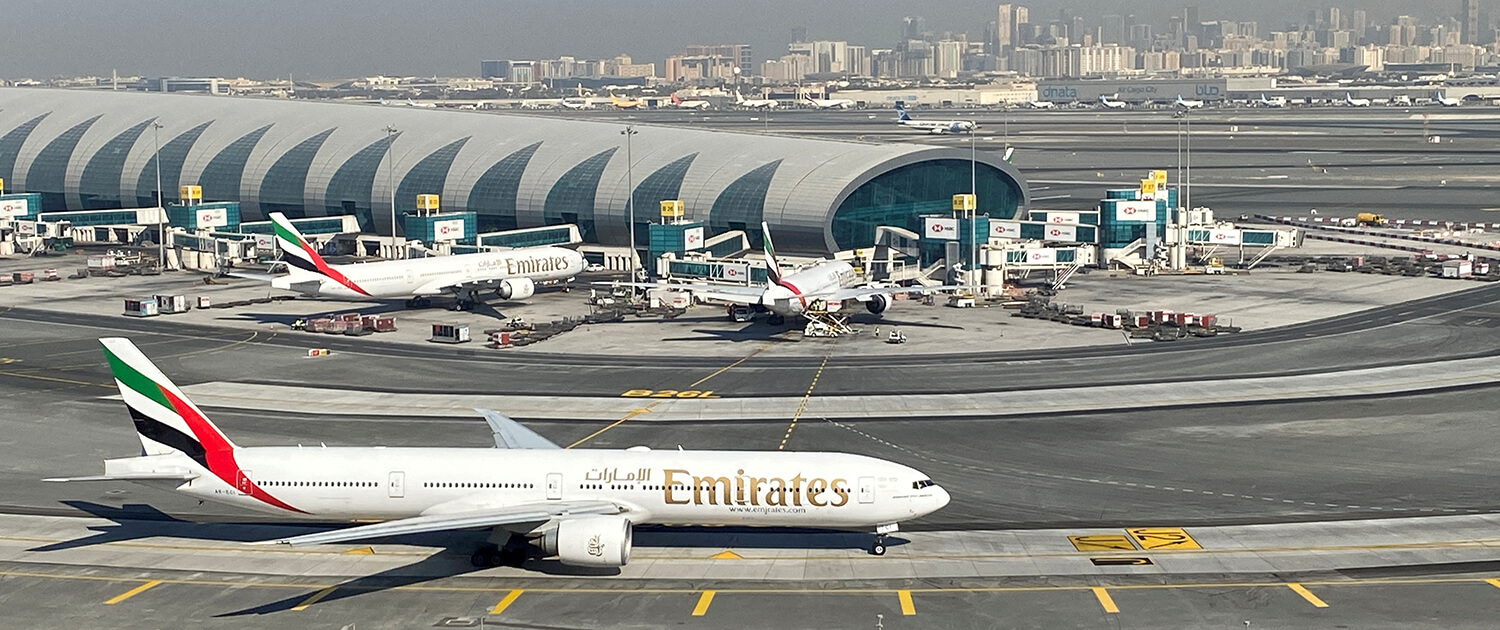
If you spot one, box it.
[1140,178,1158,195]
[1126,527,1202,550]
[621,389,720,399]
[1068,535,1137,552]
[952,193,976,211]
[1151,169,1167,186]
[416,194,440,211]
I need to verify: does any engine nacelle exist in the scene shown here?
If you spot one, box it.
[538,515,632,567]
[865,294,889,314]
[495,277,536,301]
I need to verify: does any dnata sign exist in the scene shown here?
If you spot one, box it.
[0,197,29,219]
[1114,200,1156,222]
[924,217,958,241]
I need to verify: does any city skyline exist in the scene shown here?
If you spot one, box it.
[0,0,1479,80]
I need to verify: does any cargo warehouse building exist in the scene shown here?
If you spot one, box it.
[0,90,1028,253]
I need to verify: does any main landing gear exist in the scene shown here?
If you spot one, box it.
[471,541,530,568]
[450,288,479,311]
[767,313,786,326]
[404,296,432,309]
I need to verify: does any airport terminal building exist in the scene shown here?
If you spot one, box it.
[0,89,1028,253]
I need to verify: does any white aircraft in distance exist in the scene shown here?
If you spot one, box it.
[671,94,712,109]
[240,212,584,310]
[894,103,977,134]
[735,91,779,109]
[1344,92,1372,107]
[1435,90,1462,107]
[558,97,593,110]
[1025,99,1056,109]
[1175,94,1205,109]
[1257,93,1287,108]
[49,338,949,565]
[1098,95,1129,109]
[804,94,856,109]
[601,222,967,325]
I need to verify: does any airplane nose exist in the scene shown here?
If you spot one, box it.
[931,485,951,512]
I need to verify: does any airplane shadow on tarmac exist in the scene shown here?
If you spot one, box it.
[38,502,902,615]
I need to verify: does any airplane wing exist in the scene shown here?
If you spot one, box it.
[250,500,624,546]
[45,472,199,483]
[808,284,969,302]
[225,271,279,283]
[590,281,765,305]
[476,409,560,449]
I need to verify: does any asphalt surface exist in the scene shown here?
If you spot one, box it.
[5,106,1500,629]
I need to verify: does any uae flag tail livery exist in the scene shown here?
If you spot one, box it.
[760,220,785,285]
[268,212,369,295]
[99,337,304,513]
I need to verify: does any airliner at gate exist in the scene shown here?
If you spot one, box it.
[47,339,950,567]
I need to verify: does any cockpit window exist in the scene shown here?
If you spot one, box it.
[912,479,936,489]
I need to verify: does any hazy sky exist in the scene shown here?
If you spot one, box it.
[0,0,1452,80]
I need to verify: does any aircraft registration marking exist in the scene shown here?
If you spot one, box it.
[1126,527,1203,550]
[1068,535,1138,552]
[621,389,720,399]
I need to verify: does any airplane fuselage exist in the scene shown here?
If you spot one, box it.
[271,246,584,300]
[762,260,858,314]
[124,447,948,530]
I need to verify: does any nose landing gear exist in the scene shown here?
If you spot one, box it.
[870,536,887,556]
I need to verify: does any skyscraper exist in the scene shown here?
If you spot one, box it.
[1101,14,1126,44]
[1462,0,1479,44]
[997,4,1012,48]
[1184,6,1201,36]
[1013,6,1030,44]
[902,16,928,41]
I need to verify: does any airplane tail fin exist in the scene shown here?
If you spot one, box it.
[100,337,237,459]
[270,212,369,295]
[760,221,784,285]
[895,103,910,121]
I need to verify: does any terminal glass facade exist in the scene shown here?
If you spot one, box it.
[28,116,101,211]
[544,147,616,242]
[396,137,469,216]
[466,142,541,233]
[632,153,696,247]
[199,125,272,204]
[259,128,335,218]
[136,121,213,208]
[0,114,48,186]
[323,135,397,233]
[831,159,1023,251]
[79,118,155,210]
[709,159,781,248]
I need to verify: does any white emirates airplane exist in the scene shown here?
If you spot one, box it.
[1098,95,1129,109]
[734,91,779,109]
[1025,99,1056,109]
[1343,92,1371,107]
[804,94,856,109]
[244,212,584,310]
[603,222,964,325]
[47,339,950,566]
[1175,94,1205,109]
[894,103,977,134]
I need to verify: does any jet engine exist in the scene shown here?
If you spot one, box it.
[865,294,889,314]
[495,277,535,301]
[537,515,632,567]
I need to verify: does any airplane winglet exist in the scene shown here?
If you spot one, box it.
[476,409,561,449]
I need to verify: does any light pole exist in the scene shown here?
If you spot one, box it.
[620,125,638,283]
[1184,109,1191,214]
[151,121,164,270]
[383,125,399,258]
[969,124,977,285]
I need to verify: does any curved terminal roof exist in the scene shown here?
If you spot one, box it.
[0,88,1028,252]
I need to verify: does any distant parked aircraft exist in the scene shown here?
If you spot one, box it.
[1098,95,1129,109]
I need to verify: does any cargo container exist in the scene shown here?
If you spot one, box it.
[155,295,191,314]
[1152,309,1174,324]
[124,299,159,317]
[306,318,333,333]
[11,271,34,284]
[1442,259,1473,278]
[197,296,212,309]
[431,324,471,344]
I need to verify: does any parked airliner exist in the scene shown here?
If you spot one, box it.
[1257,93,1287,108]
[1435,90,1462,107]
[602,222,964,325]
[1025,99,1056,109]
[804,94,856,109]
[243,212,583,310]
[48,339,949,566]
[1344,92,1371,107]
[1098,95,1129,109]
[1175,94,1205,109]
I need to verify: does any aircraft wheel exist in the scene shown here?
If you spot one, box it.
[871,542,886,556]
[470,551,493,568]
[500,546,529,567]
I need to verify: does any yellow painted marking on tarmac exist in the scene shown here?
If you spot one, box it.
[342,546,374,555]
[688,344,768,388]
[709,550,743,560]
[1486,578,1500,590]
[0,357,20,364]
[779,345,835,450]
[1287,583,1329,608]
[566,402,662,448]
[1127,527,1202,550]
[0,370,105,387]
[103,580,161,604]
[490,589,524,615]
[291,586,338,611]
[1092,587,1120,613]
[692,590,716,616]
[898,589,916,615]
[1069,534,1138,552]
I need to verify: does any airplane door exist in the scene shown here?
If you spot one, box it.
[858,476,875,504]
[236,470,253,496]
[546,473,563,500]
[388,471,405,498]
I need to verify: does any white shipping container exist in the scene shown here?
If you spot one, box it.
[1441,260,1473,278]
